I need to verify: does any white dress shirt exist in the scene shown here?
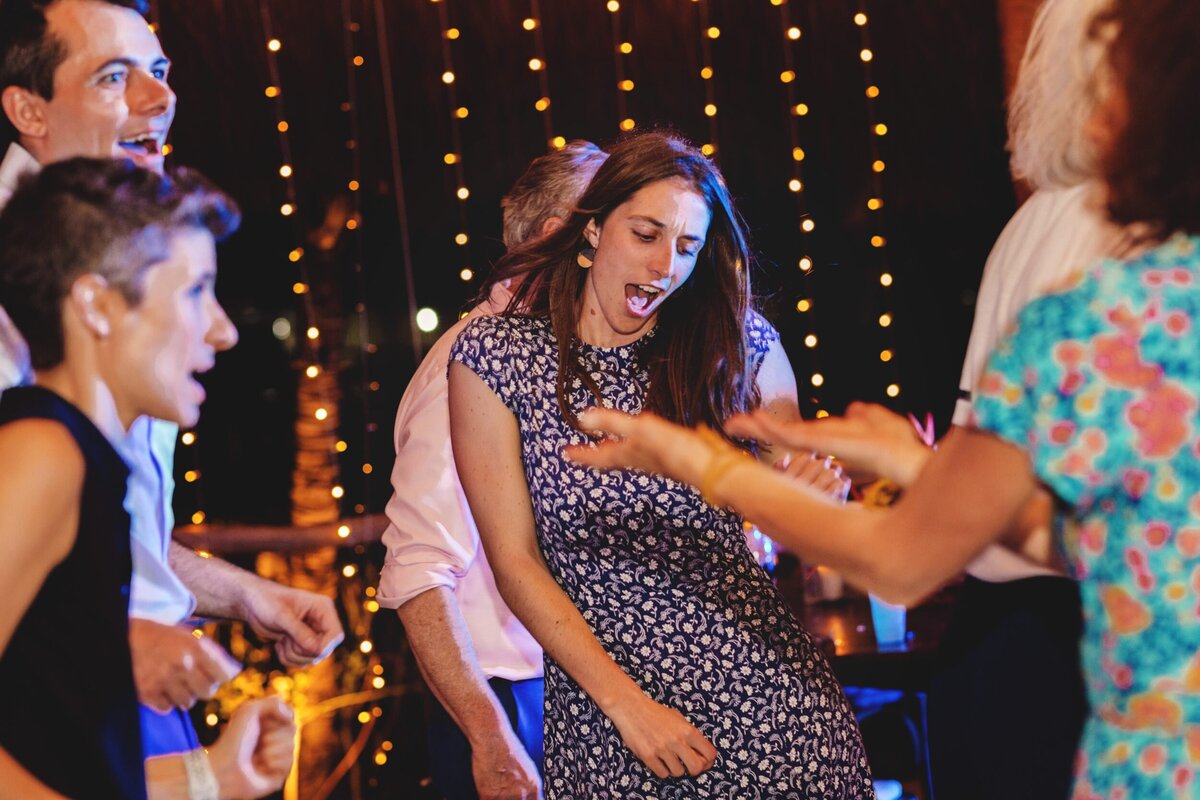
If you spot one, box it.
[378,283,543,681]
[0,142,196,624]
[955,183,1133,582]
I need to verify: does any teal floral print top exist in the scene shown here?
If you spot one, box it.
[974,235,1200,800]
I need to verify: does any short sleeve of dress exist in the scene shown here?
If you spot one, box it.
[971,279,1115,509]
[448,315,523,415]
[745,310,781,380]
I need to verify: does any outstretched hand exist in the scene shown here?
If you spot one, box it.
[243,583,344,667]
[727,402,932,487]
[565,408,709,484]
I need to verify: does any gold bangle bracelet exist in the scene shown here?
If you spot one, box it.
[696,425,750,507]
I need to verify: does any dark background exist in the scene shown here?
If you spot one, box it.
[156,0,1016,526]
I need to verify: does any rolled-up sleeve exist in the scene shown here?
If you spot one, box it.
[377,319,482,609]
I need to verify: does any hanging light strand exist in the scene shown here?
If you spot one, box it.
[607,1,635,132]
[853,2,900,400]
[435,0,473,276]
[340,0,375,534]
[772,0,826,415]
[695,0,718,156]
[524,1,558,148]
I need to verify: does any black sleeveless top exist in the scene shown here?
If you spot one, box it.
[0,386,145,798]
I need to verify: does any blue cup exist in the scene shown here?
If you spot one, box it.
[868,594,907,650]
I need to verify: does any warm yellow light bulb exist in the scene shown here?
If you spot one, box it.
[878,313,893,327]
[550,135,566,149]
[704,103,717,117]
[866,85,880,98]
[288,247,303,261]
[854,12,868,26]
[874,123,888,136]
[796,299,812,312]
[348,180,360,191]
[184,470,199,483]
[620,118,636,131]
[801,218,815,232]
[306,326,319,339]
[191,511,206,525]
[618,79,634,91]
[444,28,459,40]
[338,525,351,538]
[264,85,279,98]
[181,432,196,445]
[460,268,474,281]
[780,70,796,84]
[331,485,345,499]
[535,97,551,111]
[860,48,873,62]
[792,103,809,116]
[798,257,813,271]
[522,17,537,30]
[305,365,320,378]
[886,384,901,398]
[267,38,281,52]
[205,713,219,727]
[335,440,348,452]
[804,334,818,348]
[700,66,713,80]
[342,564,357,577]
[871,235,887,248]
[867,197,882,210]
[360,639,373,653]
[880,349,893,362]
[619,42,633,54]
[455,106,469,119]
[279,164,293,178]
[787,26,801,40]
[706,26,720,38]
[700,143,716,156]
[880,273,894,286]
[872,159,886,173]
[455,232,469,245]
[277,121,289,132]
[811,373,825,387]
[528,57,543,71]
[280,203,294,216]
[315,407,328,421]
[442,70,455,84]
[606,0,619,11]
[456,186,470,200]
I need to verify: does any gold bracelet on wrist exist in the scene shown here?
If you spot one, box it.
[696,425,750,508]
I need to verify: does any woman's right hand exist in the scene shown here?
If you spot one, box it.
[208,696,296,799]
[605,693,719,779]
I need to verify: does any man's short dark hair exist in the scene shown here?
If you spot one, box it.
[0,0,149,147]
[0,157,239,369]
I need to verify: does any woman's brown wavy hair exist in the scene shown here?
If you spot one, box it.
[1094,0,1200,238]
[482,131,759,437]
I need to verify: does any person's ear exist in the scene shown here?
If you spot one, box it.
[69,275,115,338]
[540,215,566,238]
[0,86,48,140]
[583,218,601,249]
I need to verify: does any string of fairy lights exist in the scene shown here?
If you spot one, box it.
[522,2,562,150]
[605,1,636,132]
[852,2,900,400]
[433,0,475,290]
[694,0,719,157]
[768,0,827,417]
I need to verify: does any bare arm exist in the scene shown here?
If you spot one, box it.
[169,542,343,666]
[448,362,717,780]
[0,422,83,797]
[568,408,1038,606]
[399,588,539,799]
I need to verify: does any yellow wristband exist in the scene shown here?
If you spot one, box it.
[696,426,750,507]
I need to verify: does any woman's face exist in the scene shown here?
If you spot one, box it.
[104,228,237,428]
[578,177,711,348]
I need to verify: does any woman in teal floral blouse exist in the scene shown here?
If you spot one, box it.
[565,0,1200,796]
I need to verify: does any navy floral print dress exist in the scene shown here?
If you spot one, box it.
[451,312,873,799]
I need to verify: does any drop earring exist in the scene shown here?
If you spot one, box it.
[577,245,596,269]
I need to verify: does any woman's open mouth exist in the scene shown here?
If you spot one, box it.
[625,283,663,316]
